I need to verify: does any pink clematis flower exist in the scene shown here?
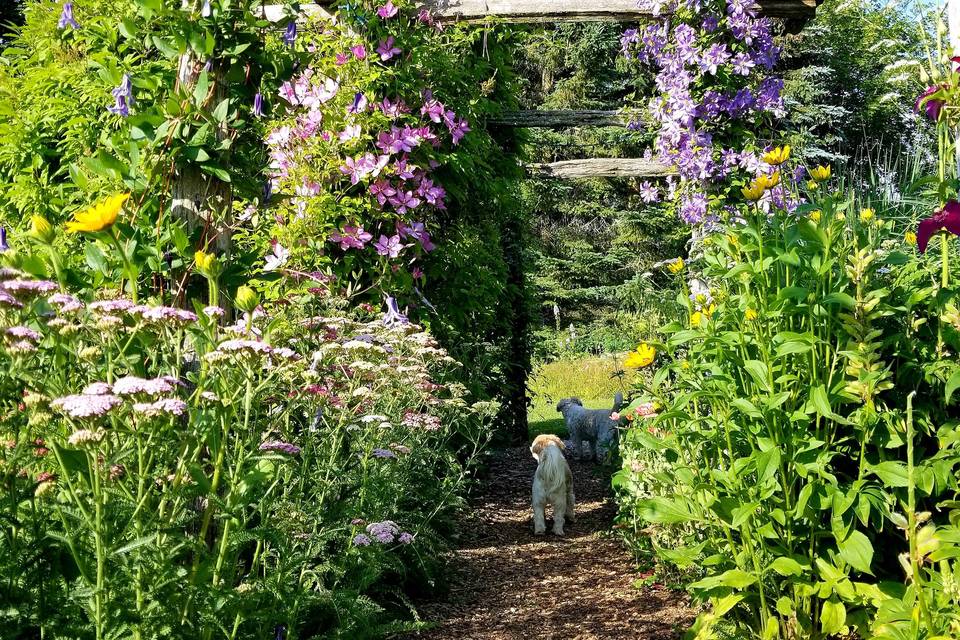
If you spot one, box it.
[917,200,960,253]
[374,234,404,258]
[377,1,399,18]
[351,44,367,59]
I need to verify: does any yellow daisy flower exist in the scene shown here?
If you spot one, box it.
[742,182,765,201]
[809,165,831,182]
[745,308,758,321]
[809,210,821,222]
[66,193,130,233]
[762,145,790,166]
[667,258,685,274]
[859,208,875,223]
[625,342,656,369]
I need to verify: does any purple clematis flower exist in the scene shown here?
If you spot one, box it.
[377,37,401,61]
[351,44,367,60]
[378,1,399,18]
[58,2,79,29]
[382,296,408,326]
[284,21,297,47]
[0,227,8,252]
[917,200,960,253]
[253,92,264,118]
[348,92,368,115]
[107,74,134,117]
[915,84,947,121]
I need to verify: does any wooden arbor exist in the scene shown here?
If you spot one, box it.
[269,0,821,178]
[264,0,821,440]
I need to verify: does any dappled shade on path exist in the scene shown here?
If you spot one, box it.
[400,447,692,639]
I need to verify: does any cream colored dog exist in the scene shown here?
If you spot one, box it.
[530,434,575,536]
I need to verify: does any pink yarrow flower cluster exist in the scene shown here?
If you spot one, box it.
[113,376,175,396]
[51,393,123,419]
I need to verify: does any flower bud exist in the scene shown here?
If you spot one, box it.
[30,216,56,244]
[235,285,259,312]
[195,250,219,277]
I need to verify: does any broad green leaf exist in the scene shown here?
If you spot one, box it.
[820,597,846,635]
[637,497,695,524]
[837,530,874,574]
[869,461,910,487]
[716,568,757,588]
[769,556,804,576]
[946,368,960,404]
[744,360,770,392]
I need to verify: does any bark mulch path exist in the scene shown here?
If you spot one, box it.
[399,446,693,640]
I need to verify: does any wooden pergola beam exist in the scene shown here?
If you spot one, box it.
[526,157,676,179]
[488,110,626,128]
[261,0,819,23]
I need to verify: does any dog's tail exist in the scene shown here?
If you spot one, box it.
[612,392,624,413]
[536,444,568,495]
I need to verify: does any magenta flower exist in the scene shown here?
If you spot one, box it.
[330,225,373,250]
[351,44,367,59]
[374,234,404,258]
[917,200,960,253]
[377,1,399,18]
[58,2,79,29]
[370,179,397,206]
[915,84,947,121]
[449,118,470,145]
[377,37,402,61]
[335,52,350,66]
[260,440,301,456]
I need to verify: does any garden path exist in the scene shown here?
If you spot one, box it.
[400,447,692,639]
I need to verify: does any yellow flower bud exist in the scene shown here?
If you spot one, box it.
[809,210,821,222]
[235,285,259,313]
[194,250,219,277]
[905,230,917,246]
[745,308,758,321]
[30,215,56,244]
[859,208,875,223]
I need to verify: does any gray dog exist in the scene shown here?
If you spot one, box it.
[556,393,624,462]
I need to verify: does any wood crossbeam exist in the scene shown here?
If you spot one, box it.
[526,157,675,179]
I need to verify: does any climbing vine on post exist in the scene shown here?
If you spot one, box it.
[621,0,789,226]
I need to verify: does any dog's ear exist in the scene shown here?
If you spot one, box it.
[556,399,566,412]
[571,397,583,406]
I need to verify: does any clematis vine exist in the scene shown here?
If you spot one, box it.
[374,234,404,258]
[621,0,786,225]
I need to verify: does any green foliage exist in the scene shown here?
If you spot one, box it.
[781,0,930,163]
[614,150,960,637]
